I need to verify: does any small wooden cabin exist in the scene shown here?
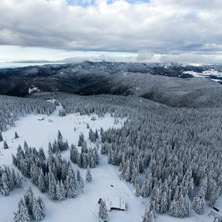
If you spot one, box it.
[106,197,126,211]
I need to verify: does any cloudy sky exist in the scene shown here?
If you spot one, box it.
[0,0,222,64]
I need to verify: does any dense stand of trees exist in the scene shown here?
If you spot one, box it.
[0,165,22,196]
[1,93,222,220]
[70,134,99,169]
[12,140,84,200]
[55,94,222,218]
[0,95,55,131]
[14,187,46,222]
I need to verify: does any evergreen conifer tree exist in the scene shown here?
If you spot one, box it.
[98,199,108,221]
[0,131,3,142]
[79,176,84,194]
[192,195,205,214]
[3,141,9,149]
[86,167,92,182]
[14,199,31,222]
[14,132,19,139]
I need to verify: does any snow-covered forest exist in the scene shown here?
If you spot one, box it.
[0,92,222,222]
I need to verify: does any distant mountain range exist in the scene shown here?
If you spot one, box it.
[0,61,222,108]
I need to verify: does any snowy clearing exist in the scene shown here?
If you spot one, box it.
[0,108,145,222]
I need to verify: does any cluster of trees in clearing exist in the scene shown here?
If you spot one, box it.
[0,165,22,196]
[14,187,46,222]
[70,133,99,169]
[12,136,87,200]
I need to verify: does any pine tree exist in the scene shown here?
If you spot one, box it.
[38,170,46,193]
[14,132,19,139]
[142,209,155,222]
[56,181,66,200]
[78,133,84,147]
[48,171,57,200]
[39,148,46,161]
[79,176,84,194]
[37,197,46,220]
[160,190,169,214]
[58,130,63,141]
[169,199,178,217]
[77,169,81,181]
[14,199,31,222]
[192,195,205,214]
[0,131,3,142]
[1,171,10,196]
[15,172,22,188]
[32,197,45,221]
[65,173,77,198]
[3,141,9,149]
[86,167,92,182]
[24,187,34,216]
[98,199,108,221]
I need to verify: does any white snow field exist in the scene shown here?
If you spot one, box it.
[0,106,145,222]
[0,105,221,222]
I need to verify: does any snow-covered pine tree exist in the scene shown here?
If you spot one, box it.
[14,199,31,222]
[56,181,66,200]
[38,170,46,193]
[37,197,46,219]
[39,148,46,161]
[65,171,77,198]
[14,131,19,139]
[24,187,34,217]
[58,130,63,141]
[160,190,169,214]
[48,171,57,200]
[98,199,108,222]
[32,197,43,221]
[142,209,155,222]
[192,194,205,214]
[78,133,85,147]
[15,172,22,188]
[86,166,92,182]
[169,199,178,217]
[0,131,3,142]
[3,141,9,149]
[77,169,81,181]
[79,176,84,193]
[1,171,10,196]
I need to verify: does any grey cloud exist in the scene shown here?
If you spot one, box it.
[0,0,222,63]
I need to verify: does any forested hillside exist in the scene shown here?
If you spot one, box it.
[0,92,222,221]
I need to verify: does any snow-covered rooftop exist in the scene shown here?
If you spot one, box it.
[106,197,126,211]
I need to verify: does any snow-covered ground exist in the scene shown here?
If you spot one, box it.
[0,104,221,222]
[0,105,145,222]
[183,69,222,83]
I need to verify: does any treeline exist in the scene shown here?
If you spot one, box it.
[0,95,55,131]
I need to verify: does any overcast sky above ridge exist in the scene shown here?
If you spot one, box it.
[0,0,222,64]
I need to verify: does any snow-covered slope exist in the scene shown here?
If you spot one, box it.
[0,105,146,222]
[1,95,222,222]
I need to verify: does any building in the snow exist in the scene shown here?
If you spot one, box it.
[208,207,222,222]
[106,197,126,211]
